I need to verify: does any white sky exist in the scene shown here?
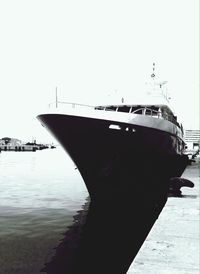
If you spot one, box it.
[0,0,199,143]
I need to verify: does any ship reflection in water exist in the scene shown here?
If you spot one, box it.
[42,174,195,274]
[42,188,167,274]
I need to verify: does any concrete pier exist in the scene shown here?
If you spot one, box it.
[127,156,199,274]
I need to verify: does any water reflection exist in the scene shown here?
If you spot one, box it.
[43,189,167,274]
[42,198,90,274]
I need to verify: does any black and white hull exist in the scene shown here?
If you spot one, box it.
[38,112,187,201]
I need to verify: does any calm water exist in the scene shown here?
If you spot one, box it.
[0,148,88,274]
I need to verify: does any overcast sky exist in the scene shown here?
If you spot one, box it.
[0,0,199,143]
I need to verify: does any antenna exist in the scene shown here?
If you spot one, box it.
[158,81,168,89]
[55,86,58,108]
[151,62,156,79]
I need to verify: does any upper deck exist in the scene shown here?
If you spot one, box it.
[95,104,182,130]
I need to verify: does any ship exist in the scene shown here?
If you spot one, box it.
[37,68,189,273]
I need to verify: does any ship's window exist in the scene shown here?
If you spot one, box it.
[145,108,152,115]
[109,124,121,130]
[151,106,159,111]
[118,106,130,112]
[95,106,119,111]
[159,106,181,127]
[105,106,118,111]
[145,107,160,116]
[132,107,143,114]
[151,106,159,116]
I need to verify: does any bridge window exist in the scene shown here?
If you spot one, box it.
[117,106,130,112]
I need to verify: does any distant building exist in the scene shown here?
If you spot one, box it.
[0,137,22,146]
[184,130,200,149]
[0,137,50,152]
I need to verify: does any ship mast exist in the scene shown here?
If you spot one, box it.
[151,62,156,79]
[55,86,58,108]
[149,63,170,102]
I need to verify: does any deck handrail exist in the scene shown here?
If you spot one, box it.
[48,101,95,109]
[48,101,180,128]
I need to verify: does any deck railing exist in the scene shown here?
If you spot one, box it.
[48,101,95,109]
[48,101,181,129]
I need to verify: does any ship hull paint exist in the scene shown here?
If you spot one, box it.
[38,114,188,201]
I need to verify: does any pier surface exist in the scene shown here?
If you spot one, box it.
[127,156,199,274]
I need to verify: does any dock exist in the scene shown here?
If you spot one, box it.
[0,137,56,152]
[0,144,38,151]
[127,156,199,273]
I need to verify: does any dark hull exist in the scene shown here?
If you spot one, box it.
[38,114,188,273]
[38,114,188,200]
